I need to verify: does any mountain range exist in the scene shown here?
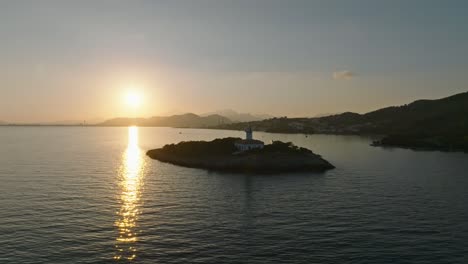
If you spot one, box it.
[98,113,231,128]
[2,110,270,126]
[201,109,273,122]
[98,110,272,127]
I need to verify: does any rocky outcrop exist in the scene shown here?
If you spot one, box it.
[146,138,334,173]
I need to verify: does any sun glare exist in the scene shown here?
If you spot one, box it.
[114,126,145,260]
[125,92,142,108]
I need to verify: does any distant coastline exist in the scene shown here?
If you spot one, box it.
[212,91,468,153]
[3,91,468,153]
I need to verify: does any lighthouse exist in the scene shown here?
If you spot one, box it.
[234,126,264,152]
[245,126,253,140]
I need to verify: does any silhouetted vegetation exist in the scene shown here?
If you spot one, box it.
[249,141,313,155]
[160,137,240,156]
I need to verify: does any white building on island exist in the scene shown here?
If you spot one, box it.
[235,126,264,152]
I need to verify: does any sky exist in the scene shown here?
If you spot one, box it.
[1,0,468,123]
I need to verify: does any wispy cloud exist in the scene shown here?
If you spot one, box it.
[333,70,355,80]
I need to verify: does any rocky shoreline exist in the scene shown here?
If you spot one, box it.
[371,135,468,153]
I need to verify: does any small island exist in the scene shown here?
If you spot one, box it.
[147,127,334,173]
[371,134,468,153]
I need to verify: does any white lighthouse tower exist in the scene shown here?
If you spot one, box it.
[245,126,253,140]
[234,126,264,152]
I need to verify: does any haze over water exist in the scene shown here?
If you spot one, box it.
[1,127,467,263]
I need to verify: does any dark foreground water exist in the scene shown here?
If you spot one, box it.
[0,127,467,263]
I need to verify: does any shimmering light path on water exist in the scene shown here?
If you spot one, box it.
[114,127,146,261]
[0,127,467,263]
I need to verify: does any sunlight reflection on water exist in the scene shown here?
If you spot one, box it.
[114,126,145,261]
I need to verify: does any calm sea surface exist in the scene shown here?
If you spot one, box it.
[0,127,467,263]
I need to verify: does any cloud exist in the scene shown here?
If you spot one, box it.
[333,70,355,80]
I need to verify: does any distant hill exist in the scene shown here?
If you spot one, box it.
[313,112,342,118]
[202,109,273,122]
[216,91,468,151]
[99,113,232,128]
[320,91,468,135]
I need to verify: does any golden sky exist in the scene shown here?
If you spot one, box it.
[1,1,467,122]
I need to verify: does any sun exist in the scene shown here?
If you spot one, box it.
[125,91,142,108]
